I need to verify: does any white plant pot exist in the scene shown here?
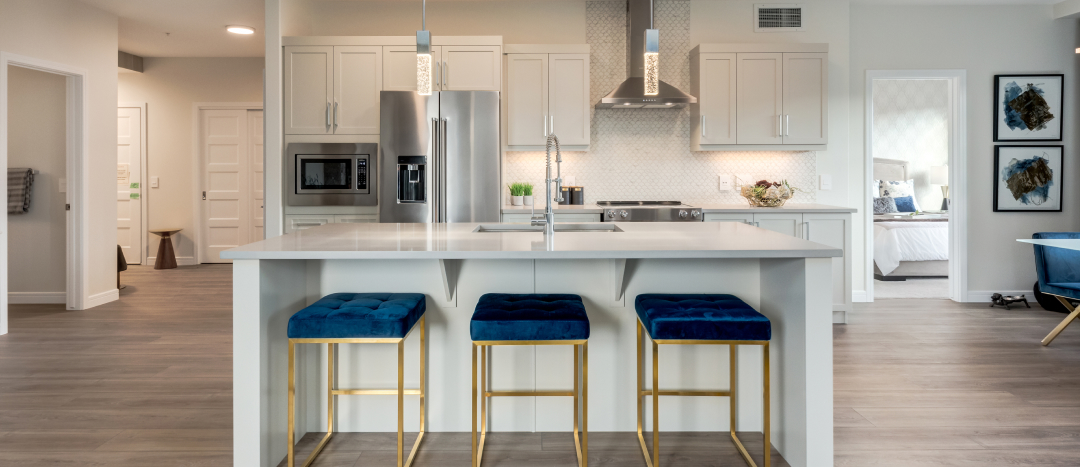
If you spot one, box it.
[523,195,533,207]
[511,195,524,206]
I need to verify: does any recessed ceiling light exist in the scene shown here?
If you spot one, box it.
[227,26,255,35]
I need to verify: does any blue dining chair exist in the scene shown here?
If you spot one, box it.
[1032,233,1080,346]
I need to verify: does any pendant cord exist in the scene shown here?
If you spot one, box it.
[650,0,654,29]
[422,0,426,31]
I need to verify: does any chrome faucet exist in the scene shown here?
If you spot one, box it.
[531,132,564,236]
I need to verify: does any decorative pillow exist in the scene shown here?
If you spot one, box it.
[879,179,921,211]
[893,196,917,212]
[873,197,899,214]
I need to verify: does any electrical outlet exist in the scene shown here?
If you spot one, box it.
[819,174,832,190]
[718,174,732,191]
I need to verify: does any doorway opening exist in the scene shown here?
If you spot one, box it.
[1,52,92,335]
[865,70,967,302]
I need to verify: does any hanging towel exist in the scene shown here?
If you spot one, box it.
[7,168,34,214]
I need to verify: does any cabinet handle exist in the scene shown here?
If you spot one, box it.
[754,221,760,227]
[435,61,441,90]
[543,113,547,137]
[326,102,331,127]
[442,61,448,89]
[804,221,810,239]
[701,115,706,138]
[550,115,554,134]
[334,101,339,128]
[786,115,790,137]
[778,115,782,138]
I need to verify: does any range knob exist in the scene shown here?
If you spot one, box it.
[691,210,701,218]
[619,210,629,218]
[679,210,688,218]
[607,210,616,218]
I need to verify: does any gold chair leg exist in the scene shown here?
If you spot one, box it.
[730,344,736,443]
[763,342,771,467]
[652,339,659,467]
[1042,296,1080,346]
[574,344,580,463]
[397,340,405,467]
[479,345,487,467]
[404,316,426,467]
[582,340,589,467]
[288,341,296,467]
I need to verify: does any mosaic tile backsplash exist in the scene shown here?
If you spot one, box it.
[503,0,818,205]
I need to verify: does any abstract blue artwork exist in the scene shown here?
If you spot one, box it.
[994,146,1063,212]
[995,75,1063,142]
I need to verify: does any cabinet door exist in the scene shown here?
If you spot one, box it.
[334,46,382,135]
[703,212,753,224]
[782,53,828,145]
[753,212,801,237]
[383,46,441,92]
[506,54,548,147]
[285,215,333,234]
[549,53,590,146]
[699,53,737,145]
[284,46,333,135]
[442,46,501,91]
[804,213,850,310]
[736,53,783,145]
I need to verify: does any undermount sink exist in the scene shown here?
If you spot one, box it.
[474,223,624,233]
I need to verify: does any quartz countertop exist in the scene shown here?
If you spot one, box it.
[501,204,603,214]
[695,203,857,213]
[221,222,842,260]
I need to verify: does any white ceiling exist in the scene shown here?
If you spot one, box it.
[78,0,265,58]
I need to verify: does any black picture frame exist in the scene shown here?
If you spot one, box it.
[993,145,1064,212]
[993,74,1064,142]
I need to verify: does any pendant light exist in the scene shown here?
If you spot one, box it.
[417,0,432,95]
[644,0,659,96]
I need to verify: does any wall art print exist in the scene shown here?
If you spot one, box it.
[994,74,1064,142]
[993,145,1063,212]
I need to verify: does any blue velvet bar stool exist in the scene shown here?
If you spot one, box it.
[470,293,590,467]
[287,293,427,467]
[635,294,772,467]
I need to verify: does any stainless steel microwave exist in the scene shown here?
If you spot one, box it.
[286,143,377,206]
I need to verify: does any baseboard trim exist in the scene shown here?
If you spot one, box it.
[966,290,1031,303]
[85,288,120,309]
[8,292,65,304]
[145,256,198,266]
[852,290,868,302]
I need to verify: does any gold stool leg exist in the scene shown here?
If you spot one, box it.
[763,342,771,467]
[288,341,296,467]
[582,340,589,467]
[652,339,659,467]
[397,340,405,467]
[574,343,580,462]
[471,343,477,467]
[730,343,737,449]
[479,345,488,467]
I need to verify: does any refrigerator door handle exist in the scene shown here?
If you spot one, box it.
[439,118,448,222]
[431,117,439,219]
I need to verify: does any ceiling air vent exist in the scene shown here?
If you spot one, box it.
[754,4,804,32]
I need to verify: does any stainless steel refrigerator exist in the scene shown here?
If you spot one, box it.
[379,91,502,223]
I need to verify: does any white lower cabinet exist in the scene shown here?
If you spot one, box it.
[704,210,852,319]
[501,212,602,223]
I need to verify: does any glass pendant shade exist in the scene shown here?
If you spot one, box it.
[644,29,659,96]
[417,30,432,95]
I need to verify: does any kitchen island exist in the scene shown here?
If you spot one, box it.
[223,222,839,467]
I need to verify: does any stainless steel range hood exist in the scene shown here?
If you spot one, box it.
[596,0,696,109]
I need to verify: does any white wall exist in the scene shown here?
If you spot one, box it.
[118,58,265,262]
[872,79,950,211]
[6,66,66,296]
[850,4,1080,297]
[0,0,119,305]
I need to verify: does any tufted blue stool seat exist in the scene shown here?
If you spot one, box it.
[635,294,771,341]
[470,293,590,341]
[287,293,426,339]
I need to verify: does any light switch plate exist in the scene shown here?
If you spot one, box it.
[150,176,160,188]
[59,178,66,193]
[819,174,832,190]
[718,174,733,191]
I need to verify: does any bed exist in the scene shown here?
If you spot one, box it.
[873,158,949,281]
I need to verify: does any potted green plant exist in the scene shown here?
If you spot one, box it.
[522,183,534,207]
[508,182,526,206]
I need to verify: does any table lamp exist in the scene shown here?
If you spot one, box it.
[930,165,949,211]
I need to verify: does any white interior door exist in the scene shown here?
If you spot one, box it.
[249,110,264,241]
[117,106,143,264]
[201,109,250,263]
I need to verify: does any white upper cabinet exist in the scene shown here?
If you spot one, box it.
[691,44,828,151]
[505,46,590,150]
[383,45,436,92]
[284,46,334,135]
[505,54,548,147]
[737,53,784,145]
[442,46,501,91]
[548,53,590,146]
[782,53,828,145]
[334,46,382,135]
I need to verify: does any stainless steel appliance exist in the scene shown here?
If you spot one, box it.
[599,201,702,222]
[379,91,502,223]
[287,143,377,206]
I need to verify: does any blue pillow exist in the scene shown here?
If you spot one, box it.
[893,196,917,212]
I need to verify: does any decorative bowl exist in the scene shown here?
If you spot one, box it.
[740,180,798,208]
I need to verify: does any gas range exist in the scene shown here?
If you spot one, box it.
[597,201,702,222]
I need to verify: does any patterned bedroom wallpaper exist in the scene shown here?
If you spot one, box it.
[872,79,950,211]
[503,0,817,205]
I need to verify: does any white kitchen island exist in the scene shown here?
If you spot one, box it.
[223,222,840,467]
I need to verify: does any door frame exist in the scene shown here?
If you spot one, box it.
[0,51,91,334]
[192,102,263,265]
[119,102,148,264]
[863,70,968,302]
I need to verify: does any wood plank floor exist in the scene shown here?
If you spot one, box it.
[836,298,1080,466]
[2,265,1076,465]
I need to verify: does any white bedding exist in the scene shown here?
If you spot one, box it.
[874,222,949,276]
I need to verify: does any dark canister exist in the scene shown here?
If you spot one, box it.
[559,186,571,205]
[570,186,585,205]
